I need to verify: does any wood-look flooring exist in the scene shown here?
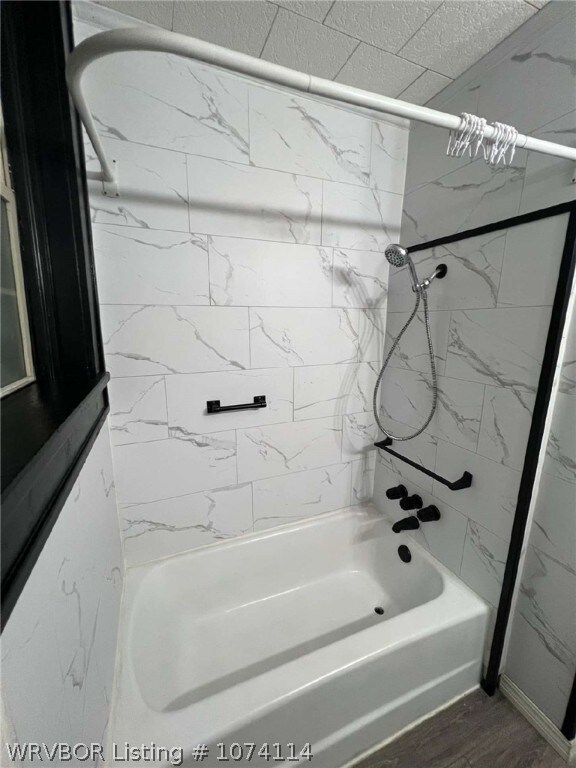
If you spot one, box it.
[352,689,567,768]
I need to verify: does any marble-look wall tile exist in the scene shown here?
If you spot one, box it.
[476,13,576,136]
[497,214,569,308]
[380,369,484,452]
[460,521,509,607]
[364,453,390,516]
[384,310,451,375]
[373,459,468,576]
[507,544,576,727]
[1,425,122,757]
[166,368,294,435]
[530,471,576,572]
[370,121,409,195]
[119,483,254,566]
[187,156,322,244]
[445,307,551,392]
[388,232,506,313]
[416,500,469,578]
[78,6,415,568]
[249,88,371,186]
[332,248,389,309]
[252,463,352,530]
[93,225,209,306]
[208,236,332,307]
[351,455,376,505]
[237,417,342,483]
[88,139,189,232]
[294,362,377,421]
[381,5,576,713]
[82,51,250,162]
[433,376,484,452]
[433,440,521,542]
[402,161,525,246]
[375,417,438,492]
[108,375,168,446]
[3,591,70,750]
[342,411,378,462]
[114,431,237,505]
[477,385,535,470]
[322,181,403,251]
[100,305,250,377]
[357,308,388,363]
[507,612,574,729]
[403,85,480,196]
[543,391,576,483]
[520,111,576,215]
[249,307,358,367]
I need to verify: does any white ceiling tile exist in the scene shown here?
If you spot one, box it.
[273,1,333,23]
[399,1,536,78]
[477,13,576,134]
[324,0,441,54]
[172,1,278,57]
[94,0,173,29]
[335,43,424,97]
[398,69,452,105]
[525,0,548,8]
[262,8,358,79]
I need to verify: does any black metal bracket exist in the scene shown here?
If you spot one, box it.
[207,395,267,414]
[374,437,473,491]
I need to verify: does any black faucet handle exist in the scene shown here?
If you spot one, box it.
[417,505,441,523]
[392,516,420,533]
[400,494,423,511]
[386,484,408,500]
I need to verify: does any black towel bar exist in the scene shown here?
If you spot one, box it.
[374,437,472,491]
[207,395,266,414]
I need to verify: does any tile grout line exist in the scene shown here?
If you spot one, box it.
[396,0,446,58]
[321,1,335,25]
[92,132,406,194]
[332,39,362,82]
[265,0,450,83]
[259,3,280,59]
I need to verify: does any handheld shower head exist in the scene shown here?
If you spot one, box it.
[384,244,409,268]
[385,243,419,291]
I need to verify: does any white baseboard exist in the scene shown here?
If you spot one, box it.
[499,675,575,765]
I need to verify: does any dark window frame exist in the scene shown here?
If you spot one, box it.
[1,1,109,626]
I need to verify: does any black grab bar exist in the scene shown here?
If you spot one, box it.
[374,437,473,491]
[207,395,267,414]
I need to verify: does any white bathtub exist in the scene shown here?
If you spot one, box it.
[110,504,489,767]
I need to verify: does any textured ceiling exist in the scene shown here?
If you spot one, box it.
[94,0,548,105]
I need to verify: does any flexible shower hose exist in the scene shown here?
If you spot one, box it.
[372,286,437,441]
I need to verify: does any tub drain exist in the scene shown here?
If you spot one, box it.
[374,606,385,615]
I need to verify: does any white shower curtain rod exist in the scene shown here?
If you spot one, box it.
[66,26,576,187]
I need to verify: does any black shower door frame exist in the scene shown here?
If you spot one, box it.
[406,199,576,739]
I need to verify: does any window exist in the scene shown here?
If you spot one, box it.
[1,107,35,397]
[1,1,109,626]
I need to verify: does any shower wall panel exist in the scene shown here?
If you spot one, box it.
[374,215,567,594]
[73,8,408,567]
[372,0,575,729]
[1,425,123,756]
[505,296,576,727]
